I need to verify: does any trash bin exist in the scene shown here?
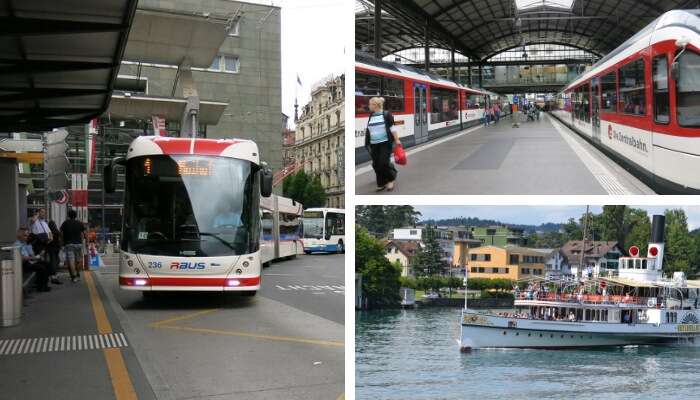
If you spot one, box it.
[0,246,22,327]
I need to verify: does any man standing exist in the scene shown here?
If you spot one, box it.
[60,209,86,283]
[14,228,51,292]
[30,208,53,254]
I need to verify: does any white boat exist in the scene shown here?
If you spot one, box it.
[459,215,700,351]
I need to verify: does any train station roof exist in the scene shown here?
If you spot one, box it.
[356,0,694,62]
[0,0,137,132]
[108,93,228,125]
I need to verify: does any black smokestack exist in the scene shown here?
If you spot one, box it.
[650,215,665,243]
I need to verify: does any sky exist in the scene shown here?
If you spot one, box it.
[415,206,700,230]
[243,0,346,127]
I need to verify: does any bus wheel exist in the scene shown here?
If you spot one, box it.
[337,241,344,254]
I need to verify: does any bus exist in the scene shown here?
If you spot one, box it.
[104,135,272,296]
[302,208,345,254]
[260,194,303,266]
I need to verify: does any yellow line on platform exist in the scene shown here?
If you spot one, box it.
[149,308,221,328]
[336,393,345,400]
[153,324,344,348]
[85,271,138,400]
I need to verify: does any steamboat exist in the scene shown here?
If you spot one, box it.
[459,215,700,350]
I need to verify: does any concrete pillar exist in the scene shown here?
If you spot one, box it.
[478,64,483,88]
[0,159,19,246]
[468,64,472,87]
[451,43,456,82]
[374,0,382,59]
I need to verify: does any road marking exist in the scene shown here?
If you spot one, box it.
[275,284,345,294]
[0,333,129,356]
[356,124,483,175]
[84,271,138,400]
[153,324,344,348]
[148,308,221,328]
[547,114,632,195]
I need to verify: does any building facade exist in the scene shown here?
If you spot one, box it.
[26,1,283,231]
[294,75,345,209]
[467,246,546,280]
[385,240,422,277]
[562,241,623,277]
[470,226,527,247]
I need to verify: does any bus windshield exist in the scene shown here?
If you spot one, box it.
[121,155,260,257]
[303,211,324,239]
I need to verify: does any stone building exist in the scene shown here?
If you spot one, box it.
[294,75,345,208]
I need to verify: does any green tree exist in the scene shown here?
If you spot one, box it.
[303,175,327,208]
[282,171,326,209]
[600,205,627,245]
[664,209,694,275]
[355,227,401,308]
[562,217,582,241]
[624,208,651,254]
[355,205,421,238]
[412,226,446,281]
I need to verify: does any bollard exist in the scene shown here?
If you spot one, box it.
[0,247,22,327]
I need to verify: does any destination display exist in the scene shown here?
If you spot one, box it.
[141,156,214,177]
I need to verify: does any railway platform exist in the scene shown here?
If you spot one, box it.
[356,113,655,195]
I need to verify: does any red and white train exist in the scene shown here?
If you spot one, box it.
[551,9,700,194]
[355,53,509,163]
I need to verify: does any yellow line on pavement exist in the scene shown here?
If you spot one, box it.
[336,393,344,400]
[85,271,138,400]
[153,324,344,348]
[149,308,221,328]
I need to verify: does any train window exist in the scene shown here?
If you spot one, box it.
[582,84,591,123]
[466,94,482,109]
[676,51,700,127]
[601,72,617,113]
[382,76,405,113]
[620,58,647,116]
[355,73,381,114]
[430,87,459,123]
[652,55,670,124]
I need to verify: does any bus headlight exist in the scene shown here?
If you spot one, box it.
[227,279,241,286]
[134,279,148,286]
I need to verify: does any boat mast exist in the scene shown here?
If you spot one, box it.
[578,205,589,280]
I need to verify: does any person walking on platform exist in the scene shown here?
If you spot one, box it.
[60,209,86,282]
[493,104,501,124]
[483,107,490,126]
[46,220,63,285]
[15,228,51,292]
[365,97,400,192]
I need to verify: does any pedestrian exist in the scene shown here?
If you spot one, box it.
[483,107,490,126]
[365,97,400,192]
[60,209,86,282]
[29,208,52,255]
[15,228,51,292]
[46,220,63,284]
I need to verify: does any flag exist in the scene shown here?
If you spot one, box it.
[151,115,167,136]
[297,74,302,86]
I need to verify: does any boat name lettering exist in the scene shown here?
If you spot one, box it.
[463,314,493,326]
[677,324,700,332]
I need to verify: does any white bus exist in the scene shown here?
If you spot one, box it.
[260,194,303,266]
[302,208,345,254]
[104,136,273,296]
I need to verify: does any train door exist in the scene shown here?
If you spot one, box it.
[592,78,601,142]
[413,83,428,144]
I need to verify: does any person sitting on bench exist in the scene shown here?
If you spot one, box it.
[14,227,50,292]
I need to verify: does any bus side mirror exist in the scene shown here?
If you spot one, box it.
[103,157,124,194]
[260,167,272,198]
[671,61,680,82]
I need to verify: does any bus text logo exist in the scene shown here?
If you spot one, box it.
[170,262,206,270]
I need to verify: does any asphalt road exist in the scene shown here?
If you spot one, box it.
[96,253,344,400]
[356,113,654,195]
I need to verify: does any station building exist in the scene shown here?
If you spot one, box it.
[467,246,546,280]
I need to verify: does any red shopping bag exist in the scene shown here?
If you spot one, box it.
[393,144,407,165]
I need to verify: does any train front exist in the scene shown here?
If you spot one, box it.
[111,136,270,294]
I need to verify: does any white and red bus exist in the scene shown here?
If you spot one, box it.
[355,53,509,163]
[260,194,303,266]
[104,135,273,296]
[551,9,700,194]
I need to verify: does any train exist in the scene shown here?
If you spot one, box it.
[550,9,700,194]
[355,52,510,164]
[260,194,303,266]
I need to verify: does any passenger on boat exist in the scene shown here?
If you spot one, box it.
[568,312,576,322]
[623,312,631,323]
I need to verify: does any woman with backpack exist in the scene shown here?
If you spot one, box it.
[365,97,400,192]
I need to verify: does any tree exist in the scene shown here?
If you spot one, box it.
[355,227,401,307]
[355,205,421,238]
[282,171,326,209]
[624,208,651,254]
[303,176,327,208]
[600,205,627,245]
[412,225,446,280]
[562,217,582,241]
[664,209,694,275]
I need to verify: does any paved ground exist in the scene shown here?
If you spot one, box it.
[0,253,344,400]
[356,113,655,195]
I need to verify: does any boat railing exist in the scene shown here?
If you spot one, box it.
[515,292,646,305]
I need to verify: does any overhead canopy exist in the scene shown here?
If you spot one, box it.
[356,0,694,62]
[108,93,228,125]
[0,0,137,131]
[123,9,230,68]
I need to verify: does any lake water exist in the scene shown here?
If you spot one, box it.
[356,308,700,400]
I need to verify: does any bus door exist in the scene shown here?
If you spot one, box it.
[414,83,429,144]
[592,78,601,142]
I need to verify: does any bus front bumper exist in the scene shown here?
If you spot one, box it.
[119,276,260,291]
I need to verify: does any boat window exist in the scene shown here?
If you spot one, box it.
[676,50,700,127]
[620,58,647,116]
[653,55,670,124]
[635,259,641,269]
[585,309,591,320]
[642,259,647,269]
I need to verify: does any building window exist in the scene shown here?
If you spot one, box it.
[471,254,477,261]
[227,19,241,36]
[478,267,485,273]
[620,58,646,116]
[653,55,670,124]
[209,55,240,73]
[470,267,477,273]
[509,254,519,264]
